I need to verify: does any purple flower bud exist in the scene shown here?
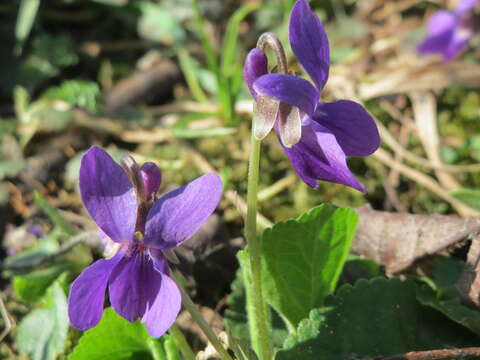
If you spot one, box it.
[140,162,162,200]
[244,48,268,100]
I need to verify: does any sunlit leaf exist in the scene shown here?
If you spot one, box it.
[69,308,178,360]
[16,282,69,360]
[261,204,358,327]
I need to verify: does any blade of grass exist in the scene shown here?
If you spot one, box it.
[221,3,260,78]
[177,48,209,104]
[191,0,219,76]
[15,0,40,55]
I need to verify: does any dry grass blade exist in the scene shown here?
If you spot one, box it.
[409,92,460,190]
[373,149,480,218]
[359,62,480,100]
[0,294,14,343]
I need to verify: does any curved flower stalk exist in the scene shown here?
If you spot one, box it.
[417,0,478,61]
[68,146,222,337]
[244,0,380,192]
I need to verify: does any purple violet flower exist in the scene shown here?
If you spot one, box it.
[68,146,222,337]
[244,0,380,192]
[417,0,477,61]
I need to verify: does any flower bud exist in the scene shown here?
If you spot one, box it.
[140,162,161,200]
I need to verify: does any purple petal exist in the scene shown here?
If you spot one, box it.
[80,146,137,243]
[445,30,471,60]
[142,255,181,337]
[108,248,161,322]
[68,252,123,331]
[314,100,380,157]
[144,174,223,250]
[282,121,365,192]
[140,162,162,200]
[253,74,319,117]
[244,48,268,99]
[426,10,457,35]
[417,11,457,58]
[289,0,330,91]
[456,0,477,15]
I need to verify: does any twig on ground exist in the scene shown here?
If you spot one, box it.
[375,118,480,173]
[370,347,480,360]
[410,92,460,190]
[0,294,14,342]
[257,174,296,203]
[2,230,98,272]
[373,149,480,218]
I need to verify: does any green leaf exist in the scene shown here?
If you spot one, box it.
[69,308,162,360]
[16,282,69,360]
[137,2,185,45]
[277,278,478,360]
[15,0,40,53]
[13,264,68,303]
[261,204,358,327]
[451,188,480,210]
[34,191,76,235]
[42,80,102,113]
[4,229,60,272]
[281,307,330,350]
[416,257,480,335]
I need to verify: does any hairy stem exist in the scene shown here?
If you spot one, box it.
[244,130,273,360]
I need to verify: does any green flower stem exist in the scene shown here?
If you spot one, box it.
[172,272,233,360]
[245,131,273,360]
[147,338,165,360]
[169,325,195,360]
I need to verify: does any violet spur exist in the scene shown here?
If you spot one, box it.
[244,0,380,192]
[68,146,222,337]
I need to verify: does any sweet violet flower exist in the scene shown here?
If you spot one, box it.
[68,146,222,337]
[244,0,380,192]
[417,0,477,61]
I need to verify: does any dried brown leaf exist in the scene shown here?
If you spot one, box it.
[352,206,480,273]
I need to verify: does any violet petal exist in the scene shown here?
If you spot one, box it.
[417,11,457,58]
[244,48,269,100]
[253,73,319,117]
[141,255,181,338]
[456,0,477,15]
[140,162,162,200]
[282,121,365,192]
[68,252,123,331]
[80,147,137,243]
[144,174,222,250]
[314,100,380,157]
[108,249,161,322]
[289,0,330,91]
